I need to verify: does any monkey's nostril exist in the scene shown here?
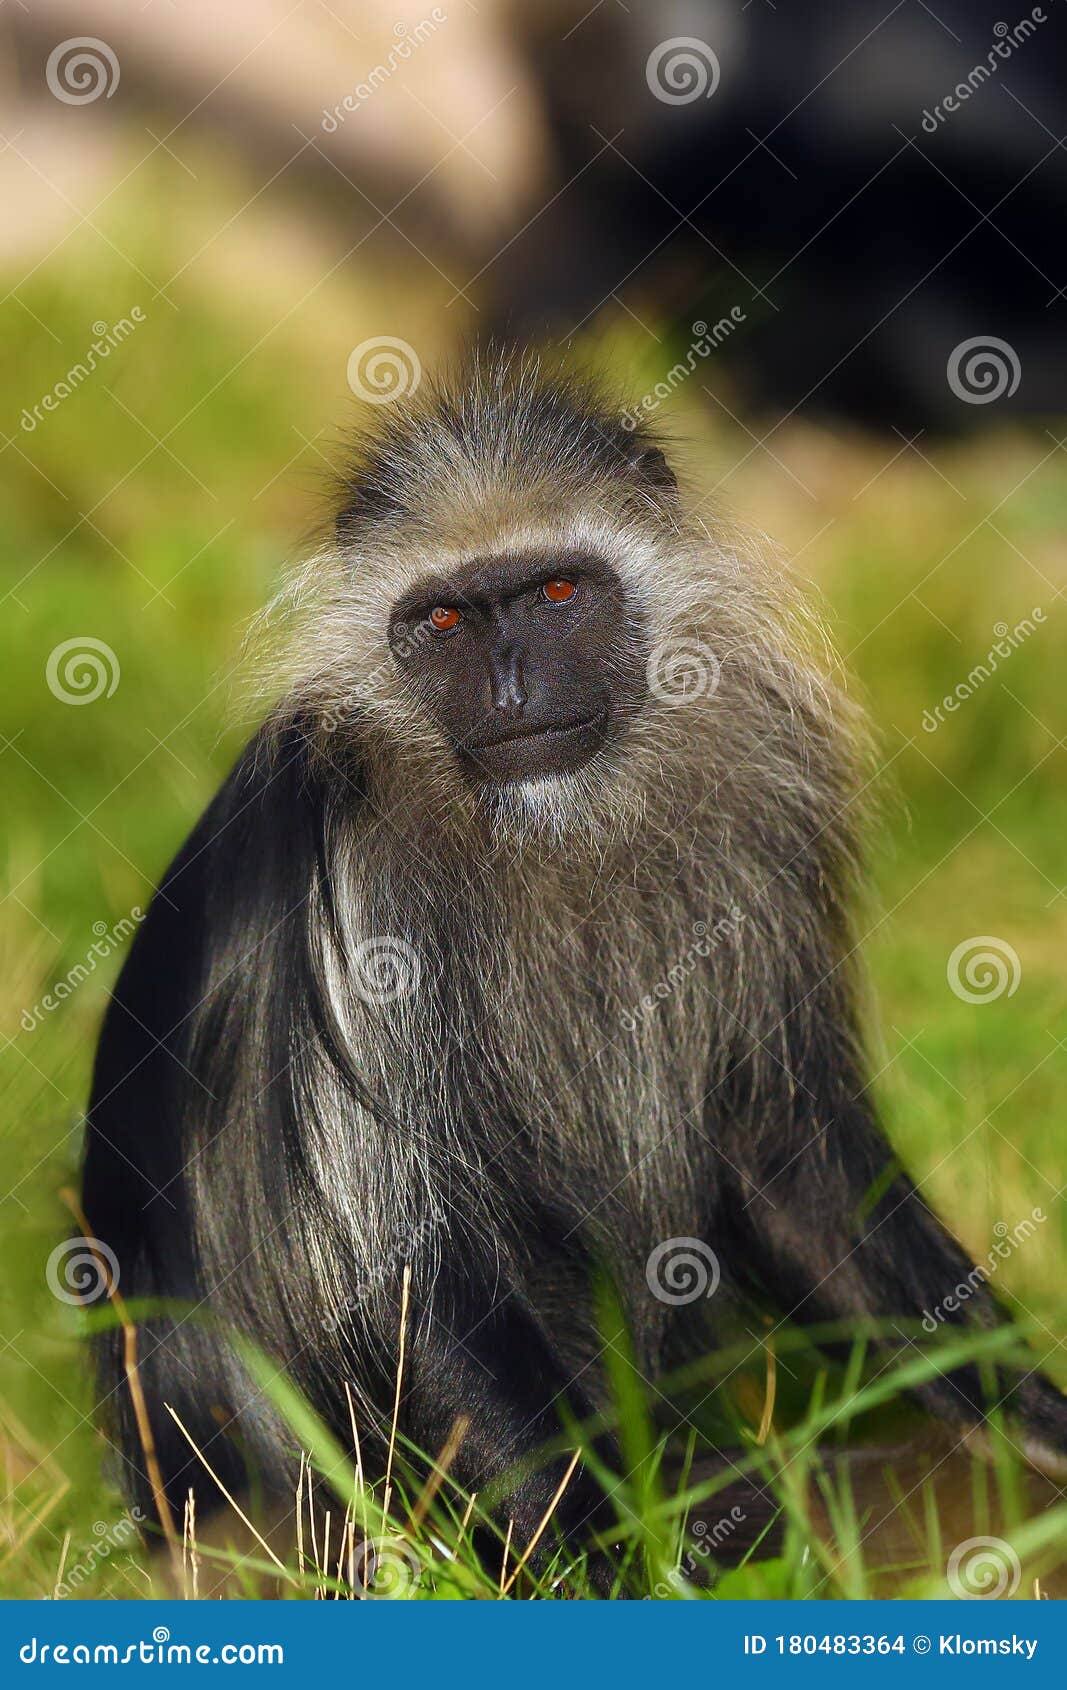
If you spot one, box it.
[491,654,527,714]
[493,687,526,715]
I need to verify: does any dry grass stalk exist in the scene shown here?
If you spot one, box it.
[498,1517,514,1594]
[320,1510,331,1599]
[306,1464,320,1586]
[382,1264,412,1523]
[162,1402,293,1582]
[757,1341,778,1447]
[60,1187,179,1567]
[342,1381,367,1563]
[182,1488,200,1600]
[295,1453,306,1578]
[458,1491,478,1541]
[500,1450,583,1597]
[409,1414,470,1530]
[52,1529,71,1600]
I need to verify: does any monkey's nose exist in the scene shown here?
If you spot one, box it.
[490,650,527,715]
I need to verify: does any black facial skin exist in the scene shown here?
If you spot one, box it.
[390,551,643,783]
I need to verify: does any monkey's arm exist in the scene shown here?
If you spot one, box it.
[81,719,348,1515]
[721,1011,1067,1472]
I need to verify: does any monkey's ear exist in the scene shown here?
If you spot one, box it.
[629,445,678,496]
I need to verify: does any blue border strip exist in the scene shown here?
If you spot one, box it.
[3,1600,1063,1684]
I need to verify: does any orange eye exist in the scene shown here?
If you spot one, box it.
[543,578,577,603]
[429,606,461,630]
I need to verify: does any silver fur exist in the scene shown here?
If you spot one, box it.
[221,355,872,1401]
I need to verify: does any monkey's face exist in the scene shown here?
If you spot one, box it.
[389,551,646,784]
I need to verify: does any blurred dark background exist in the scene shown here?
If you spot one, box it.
[7,0,1066,428]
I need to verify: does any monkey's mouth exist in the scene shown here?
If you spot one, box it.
[467,710,604,751]
[460,710,608,779]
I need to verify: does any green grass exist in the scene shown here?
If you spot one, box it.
[2,188,1066,1598]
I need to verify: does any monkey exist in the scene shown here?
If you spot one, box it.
[81,353,1067,1594]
